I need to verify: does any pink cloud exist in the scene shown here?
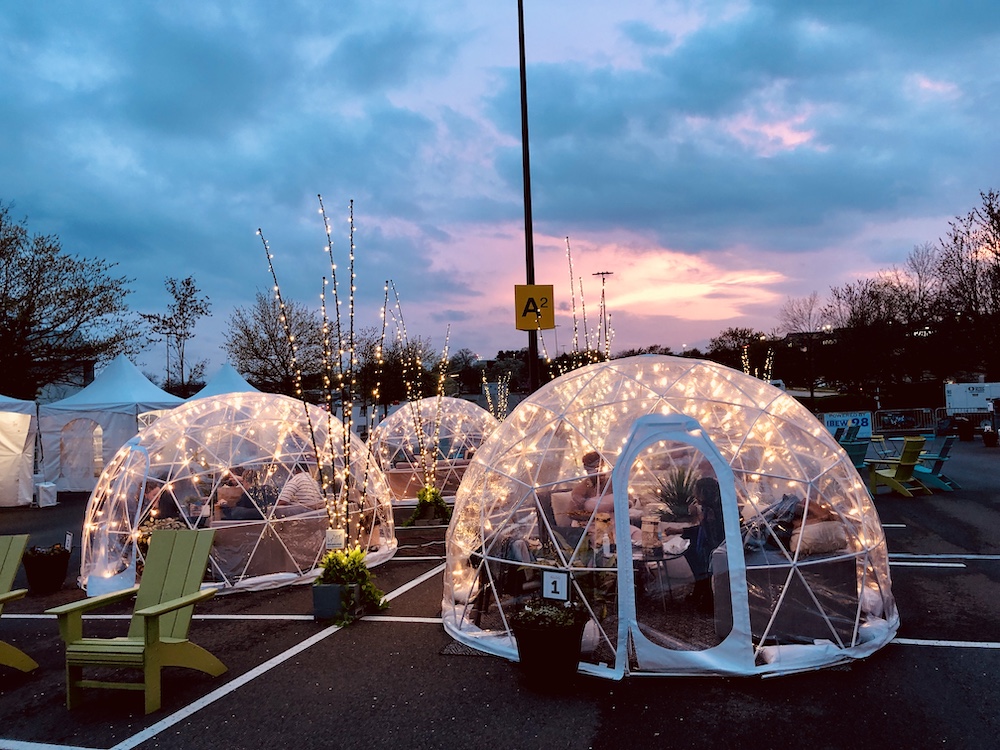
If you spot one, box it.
[907,73,960,100]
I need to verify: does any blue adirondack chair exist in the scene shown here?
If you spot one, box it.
[913,436,960,491]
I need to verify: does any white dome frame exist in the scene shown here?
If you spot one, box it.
[370,396,499,502]
[82,392,395,594]
[443,355,898,678]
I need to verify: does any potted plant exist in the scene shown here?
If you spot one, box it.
[313,546,388,623]
[658,465,699,520]
[507,596,589,685]
[22,542,72,595]
[402,485,451,527]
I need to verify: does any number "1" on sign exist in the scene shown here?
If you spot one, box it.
[542,570,569,601]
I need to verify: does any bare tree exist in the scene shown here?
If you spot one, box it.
[936,190,1000,377]
[222,291,323,396]
[777,292,827,335]
[0,201,140,398]
[140,276,211,396]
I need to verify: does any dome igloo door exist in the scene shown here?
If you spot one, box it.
[611,414,754,676]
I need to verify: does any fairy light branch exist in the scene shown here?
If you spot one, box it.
[256,228,332,528]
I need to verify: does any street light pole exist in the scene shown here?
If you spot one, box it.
[517,0,539,392]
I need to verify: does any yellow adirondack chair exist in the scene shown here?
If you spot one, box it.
[867,436,932,497]
[0,534,39,672]
[46,529,226,713]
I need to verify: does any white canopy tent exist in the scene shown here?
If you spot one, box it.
[38,355,183,492]
[189,363,260,400]
[0,394,37,507]
[444,355,898,678]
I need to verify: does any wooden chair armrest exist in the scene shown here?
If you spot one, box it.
[137,588,216,645]
[45,585,140,643]
[0,588,27,606]
[134,588,216,620]
[919,453,947,462]
[45,585,140,617]
[865,458,901,467]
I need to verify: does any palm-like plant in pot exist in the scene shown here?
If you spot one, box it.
[657,465,699,520]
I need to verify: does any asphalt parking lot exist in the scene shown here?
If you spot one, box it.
[2,439,1000,750]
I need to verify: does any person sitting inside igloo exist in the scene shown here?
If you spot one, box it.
[216,466,263,520]
[272,463,325,517]
[565,451,645,540]
[682,476,726,613]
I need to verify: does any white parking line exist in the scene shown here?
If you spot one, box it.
[890,553,1000,561]
[0,740,104,750]
[894,638,1000,649]
[107,563,445,750]
[0,564,447,750]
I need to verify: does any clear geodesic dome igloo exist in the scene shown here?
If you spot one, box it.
[443,355,898,678]
[81,391,396,593]
[369,396,500,502]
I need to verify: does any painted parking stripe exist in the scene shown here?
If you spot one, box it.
[889,561,966,568]
[894,638,1000,649]
[0,739,104,750]
[105,563,445,750]
[890,553,1000,561]
[121,564,444,750]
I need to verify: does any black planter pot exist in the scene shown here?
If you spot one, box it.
[312,583,361,621]
[22,551,71,595]
[511,620,586,686]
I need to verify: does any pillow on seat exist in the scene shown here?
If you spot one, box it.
[790,521,848,556]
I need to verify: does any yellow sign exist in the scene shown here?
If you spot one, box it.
[514,284,555,330]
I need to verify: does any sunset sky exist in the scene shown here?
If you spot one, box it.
[3,1,999,379]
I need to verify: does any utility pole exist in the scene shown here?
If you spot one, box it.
[517,0,539,392]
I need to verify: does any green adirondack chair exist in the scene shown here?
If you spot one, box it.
[46,529,226,713]
[0,534,39,672]
[867,436,933,497]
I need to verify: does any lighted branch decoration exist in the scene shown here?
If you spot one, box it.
[319,197,378,546]
[258,226,339,532]
[540,236,607,379]
[384,282,453,525]
[741,342,775,382]
[257,196,379,548]
[482,370,510,421]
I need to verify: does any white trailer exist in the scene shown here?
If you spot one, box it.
[945,383,1000,414]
